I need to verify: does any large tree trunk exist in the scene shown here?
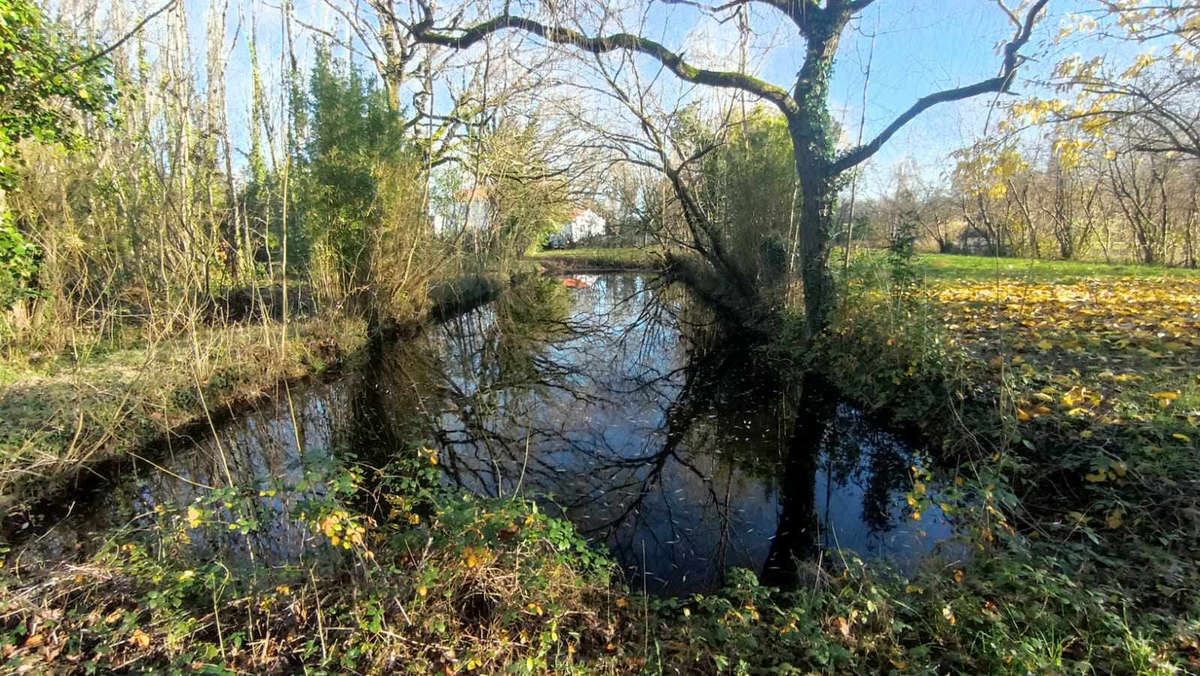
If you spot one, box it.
[796,168,837,341]
[786,14,843,341]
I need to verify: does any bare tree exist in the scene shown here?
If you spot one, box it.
[1105,151,1173,265]
[402,0,1050,339]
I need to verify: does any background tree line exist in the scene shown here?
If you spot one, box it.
[0,0,584,351]
[5,0,1197,354]
[834,127,1198,268]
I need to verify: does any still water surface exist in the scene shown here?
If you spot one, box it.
[92,274,954,593]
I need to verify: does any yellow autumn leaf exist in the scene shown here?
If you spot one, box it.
[942,606,956,625]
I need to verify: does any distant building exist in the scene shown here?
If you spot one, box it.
[958,226,994,255]
[546,208,606,248]
[434,186,492,236]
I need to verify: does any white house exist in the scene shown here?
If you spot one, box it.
[547,208,606,247]
[434,186,492,236]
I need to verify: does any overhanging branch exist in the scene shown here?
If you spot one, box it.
[409,9,799,115]
[831,0,1049,174]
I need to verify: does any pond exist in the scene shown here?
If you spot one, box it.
[56,273,956,594]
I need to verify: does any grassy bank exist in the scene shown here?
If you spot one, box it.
[0,316,368,514]
[0,271,522,520]
[816,253,1200,672]
[1,442,640,672]
[526,247,660,273]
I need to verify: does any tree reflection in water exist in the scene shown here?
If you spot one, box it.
[369,274,954,593]
[79,274,955,593]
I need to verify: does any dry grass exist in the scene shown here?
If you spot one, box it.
[0,315,367,509]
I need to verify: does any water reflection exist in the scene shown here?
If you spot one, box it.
[84,274,955,593]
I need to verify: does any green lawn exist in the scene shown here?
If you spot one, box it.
[538,247,1200,280]
[916,252,1200,281]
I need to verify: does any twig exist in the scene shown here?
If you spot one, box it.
[56,0,177,75]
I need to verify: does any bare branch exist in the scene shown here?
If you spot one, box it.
[661,0,823,33]
[832,0,1050,174]
[56,0,176,75]
[409,10,799,115]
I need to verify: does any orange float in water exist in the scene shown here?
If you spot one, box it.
[562,277,590,288]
